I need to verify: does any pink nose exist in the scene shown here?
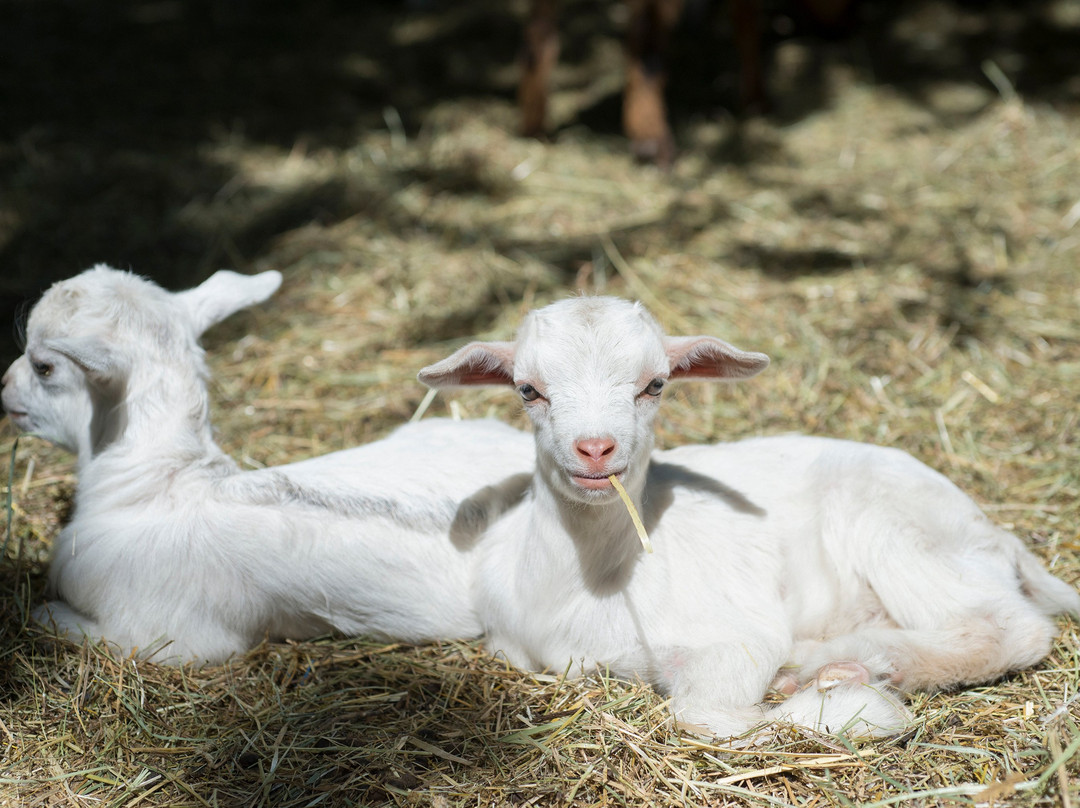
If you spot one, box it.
[575,437,616,467]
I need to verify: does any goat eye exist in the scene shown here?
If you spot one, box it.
[32,360,54,378]
[643,378,665,397]
[518,383,541,402]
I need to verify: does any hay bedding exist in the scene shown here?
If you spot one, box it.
[2,0,1080,805]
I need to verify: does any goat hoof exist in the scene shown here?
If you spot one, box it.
[815,661,870,691]
[769,670,800,696]
[629,136,676,169]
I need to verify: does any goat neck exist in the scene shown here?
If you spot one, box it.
[528,434,653,593]
[105,346,219,464]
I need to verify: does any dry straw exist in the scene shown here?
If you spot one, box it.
[610,474,654,554]
[3,8,1080,806]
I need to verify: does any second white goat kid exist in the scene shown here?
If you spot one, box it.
[2,265,533,663]
[419,296,1079,740]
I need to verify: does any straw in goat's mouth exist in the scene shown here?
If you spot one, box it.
[608,475,653,554]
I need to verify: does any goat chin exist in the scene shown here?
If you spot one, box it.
[5,265,535,664]
[421,295,1079,741]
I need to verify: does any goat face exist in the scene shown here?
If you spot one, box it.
[2,343,96,454]
[418,296,770,506]
[2,265,281,458]
[512,298,670,504]
[2,267,186,455]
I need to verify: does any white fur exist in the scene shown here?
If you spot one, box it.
[420,296,1079,740]
[2,265,534,663]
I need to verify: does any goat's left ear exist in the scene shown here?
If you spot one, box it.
[665,336,770,381]
[418,341,517,388]
[176,270,283,336]
[44,337,128,387]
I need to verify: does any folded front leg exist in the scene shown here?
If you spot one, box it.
[789,605,1061,694]
[667,642,910,740]
[662,640,785,739]
[33,600,107,648]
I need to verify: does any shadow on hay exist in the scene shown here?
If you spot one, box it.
[0,0,526,368]
[20,636,570,804]
[2,0,1079,368]
[170,644,535,805]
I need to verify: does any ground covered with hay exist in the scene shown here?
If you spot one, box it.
[2,0,1080,805]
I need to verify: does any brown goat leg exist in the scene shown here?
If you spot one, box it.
[623,0,684,167]
[520,0,560,137]
[731,0,766,112]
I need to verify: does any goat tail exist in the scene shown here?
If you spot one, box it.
[766,680,912,739]
[1016,551,1080,618]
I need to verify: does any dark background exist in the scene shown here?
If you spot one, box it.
[3,0,1079,369]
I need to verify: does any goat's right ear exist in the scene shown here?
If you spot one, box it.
[665,336,770,381]
[176,270,283,336]
[44,337,127,386]
[418,342,516,388]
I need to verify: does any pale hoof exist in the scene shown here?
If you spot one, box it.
[769,670,800,696]
[815,661,871,691]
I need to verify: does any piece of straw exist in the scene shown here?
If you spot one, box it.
[3,437,17,562]
[609,475,653,554]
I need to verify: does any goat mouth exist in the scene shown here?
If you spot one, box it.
[571,471,624,491]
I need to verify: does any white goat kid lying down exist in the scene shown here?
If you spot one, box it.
[419,296,1079,740]
[1,265,534,663]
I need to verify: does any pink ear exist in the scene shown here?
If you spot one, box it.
[665,336,770,381]
[418,341,517,388]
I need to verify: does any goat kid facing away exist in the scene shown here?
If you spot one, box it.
[420,296,1079,740]
[2,265,534,663]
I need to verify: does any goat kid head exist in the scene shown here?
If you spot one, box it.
[1,265,281,459]
[419,297,769,505]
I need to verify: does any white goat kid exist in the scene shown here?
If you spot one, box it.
[2,265,533,663]
[419,296,1079,740]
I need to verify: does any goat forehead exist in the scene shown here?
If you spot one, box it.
[28,268,178,344]
[516,297,668,383]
